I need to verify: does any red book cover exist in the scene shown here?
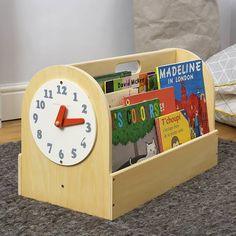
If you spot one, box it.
[122,87,176,115]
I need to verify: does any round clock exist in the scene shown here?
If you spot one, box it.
[29,79,97,166]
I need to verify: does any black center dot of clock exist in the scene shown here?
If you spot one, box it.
[60,81,63,84]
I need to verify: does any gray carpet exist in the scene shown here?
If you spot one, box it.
[0,140,236,236]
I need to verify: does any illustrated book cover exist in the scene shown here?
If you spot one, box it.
[147,72,158,91]
[122,87,176,116]
[155,110,191,152]
[94,71,131,92]
[137,72,158,92]
[111,99,161,172]
[104,74,147,94]
[156,60,209,138]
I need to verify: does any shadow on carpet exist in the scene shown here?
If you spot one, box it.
[0,140,236,235]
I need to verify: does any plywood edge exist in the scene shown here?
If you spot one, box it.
[111,130,218,219]
[18,153,22,196]
[71,48,176,68]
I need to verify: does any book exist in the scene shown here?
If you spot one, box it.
[105,87,139,108]
[136,73,147,93]
[94,71,131,92]
[104,73,147,94]
[104,75,131,93]
[122,87,176,116]
[111,99,161,172]
[147,72,158,91]
[156,60,209,137]
[155,110,191,152]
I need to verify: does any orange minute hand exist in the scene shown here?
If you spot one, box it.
[63,118,85,127]
[55,105,67,128]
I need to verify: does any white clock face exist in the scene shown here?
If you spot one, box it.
[29,79,97,166]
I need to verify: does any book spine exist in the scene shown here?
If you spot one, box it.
[155,67,161,90]
[155,119,163,152]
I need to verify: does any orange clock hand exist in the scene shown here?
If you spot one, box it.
[55,105,67,128]
[63,118,85,127]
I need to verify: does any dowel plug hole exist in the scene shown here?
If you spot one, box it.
[61,185,64,188]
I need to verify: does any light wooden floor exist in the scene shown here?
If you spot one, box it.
[0,120,21,144]
[0,119,235,144]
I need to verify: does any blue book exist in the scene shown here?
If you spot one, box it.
[156,60,209,138]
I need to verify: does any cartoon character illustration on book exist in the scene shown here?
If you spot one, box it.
[143,139,158,158]
[118,138,158,170]
[171,136,181,148]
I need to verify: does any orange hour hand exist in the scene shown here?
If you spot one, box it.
[55,105,67,128]
[63,118,85,127]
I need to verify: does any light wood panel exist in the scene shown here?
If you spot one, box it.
[20,65,112,219]
[111,130,218,219]
[72,48,176,77]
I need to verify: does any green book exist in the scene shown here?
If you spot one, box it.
[111,99,161,172]
[147,72,158,91]
[104,74,147,94]
[94,71,131,91]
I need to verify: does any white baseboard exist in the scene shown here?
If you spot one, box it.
[0,83,28,123]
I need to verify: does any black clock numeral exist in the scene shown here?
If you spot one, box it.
[44,89,53,99]
[36,100,45,109]
[73,92,78,102]
[59,149,64,159]
[57,85,67,95]
[47,143,52,153]
[85,122,91,133]
[81,137,86,149]
[37,129,42,139]
[82,104,87,114]
[71,148,77,158]
[33,113,38,123]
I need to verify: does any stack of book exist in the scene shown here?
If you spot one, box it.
[94,60,209,172]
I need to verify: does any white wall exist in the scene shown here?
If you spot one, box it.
[230,0,236,44]
[218,0,236,49]
[217,0,232,49]
[0,0,236,87]
[0,0,134,86]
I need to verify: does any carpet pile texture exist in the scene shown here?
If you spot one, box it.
[0,140,236,235]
